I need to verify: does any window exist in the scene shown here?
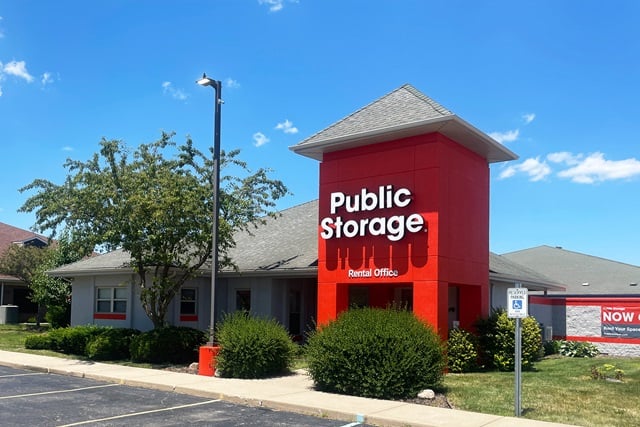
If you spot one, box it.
[180,288,198,321]
[95,287,127,319]
[236,289,251,311]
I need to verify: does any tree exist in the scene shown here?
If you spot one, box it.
[0,243,50,325]
[19,133,288,328]
[0,231,85,327]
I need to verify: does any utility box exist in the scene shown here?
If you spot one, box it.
[0,305,19,324]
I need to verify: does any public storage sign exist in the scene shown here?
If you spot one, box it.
[320,185,425,242]
[602,306,640,338]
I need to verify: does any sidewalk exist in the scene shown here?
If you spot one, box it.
[0,350,576,427]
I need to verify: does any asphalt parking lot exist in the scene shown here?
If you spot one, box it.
[0,365,369,427]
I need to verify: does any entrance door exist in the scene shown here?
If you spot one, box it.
[448,286,459,329]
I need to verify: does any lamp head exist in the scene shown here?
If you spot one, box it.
[197,73,216,87]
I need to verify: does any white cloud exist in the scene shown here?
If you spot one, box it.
[161,81,188,101]
[557,152,640,184]
[547,151,581,165]
[275,119,298,134]
[499,157,551,182]
[498,166,516,180]
[224,78,240,89]
[41,72,54,86]
[259,0,284,12]
[489,129,519,144]
[3,60,34,82]
[522,113,536,124]
[253,132,270,147]
[501,151,640,184]
[258,0,298,12]
[62,146,73,152]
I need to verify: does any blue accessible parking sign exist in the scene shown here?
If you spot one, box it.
[507,287,528,318]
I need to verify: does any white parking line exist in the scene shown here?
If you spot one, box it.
[0,372,46,378]
[56,399,221,427]
[0,383,119,399]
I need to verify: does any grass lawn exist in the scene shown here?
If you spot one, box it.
[0,323,49,351]
[2,323,639,426]
[444,355,640,427]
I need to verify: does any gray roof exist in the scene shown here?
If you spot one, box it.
[502,245,640,295]
[489,252,565,291]
[51,201,564,292]
[224,200,318,276]
[290,84,517,163]
[50,249,133,276]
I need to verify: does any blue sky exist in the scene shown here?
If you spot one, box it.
[1,1,640,265]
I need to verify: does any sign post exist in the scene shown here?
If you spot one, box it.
[507,285,528,417]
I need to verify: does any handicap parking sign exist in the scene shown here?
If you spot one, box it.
[507,287,528,318]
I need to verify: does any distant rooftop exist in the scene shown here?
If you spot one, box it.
[290,84,517,163]
[503,245,640,295]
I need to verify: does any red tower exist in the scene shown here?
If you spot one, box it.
[291,85,516,338]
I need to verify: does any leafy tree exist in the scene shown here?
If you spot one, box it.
[0,231,84,326]
[19,133,288,328]
[0,243,50,325]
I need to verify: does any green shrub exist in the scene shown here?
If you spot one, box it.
[24,334,55,350]
[543,339,562,356]
[86,328,141,360]
[215,311,296,378]
[305,307,445,400]
[45,305,70,329]
[47,325,106,355]
[476,309,543,371]
[447,328,478,373]
[559,340,600,358]
[129,326,207,364]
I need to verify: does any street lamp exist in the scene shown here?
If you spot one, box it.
[197,73,222,345]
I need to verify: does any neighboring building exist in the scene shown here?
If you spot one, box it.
[503,246,640,356]
[0,222,48,321]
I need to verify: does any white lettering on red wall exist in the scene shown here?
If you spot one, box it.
[320,185,426,242]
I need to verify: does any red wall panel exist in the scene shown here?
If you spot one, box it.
[316,133,489,337]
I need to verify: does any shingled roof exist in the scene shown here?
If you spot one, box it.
[224,200,318,275]
[489,252,565,291]
[50,201,565,292]
[503,245,640,295]
[290,84,517,163]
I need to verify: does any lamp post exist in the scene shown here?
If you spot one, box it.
[197,73,222,345]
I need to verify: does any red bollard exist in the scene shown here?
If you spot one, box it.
[198,344,221,376]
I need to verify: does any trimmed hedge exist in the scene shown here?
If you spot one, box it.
[47,325,106,355]
[24,333,55,350]
[305,307,445,400]
[129,326,207,364]
[86,328,141,360]
[24,325,141,360]
[215,311,297,378]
